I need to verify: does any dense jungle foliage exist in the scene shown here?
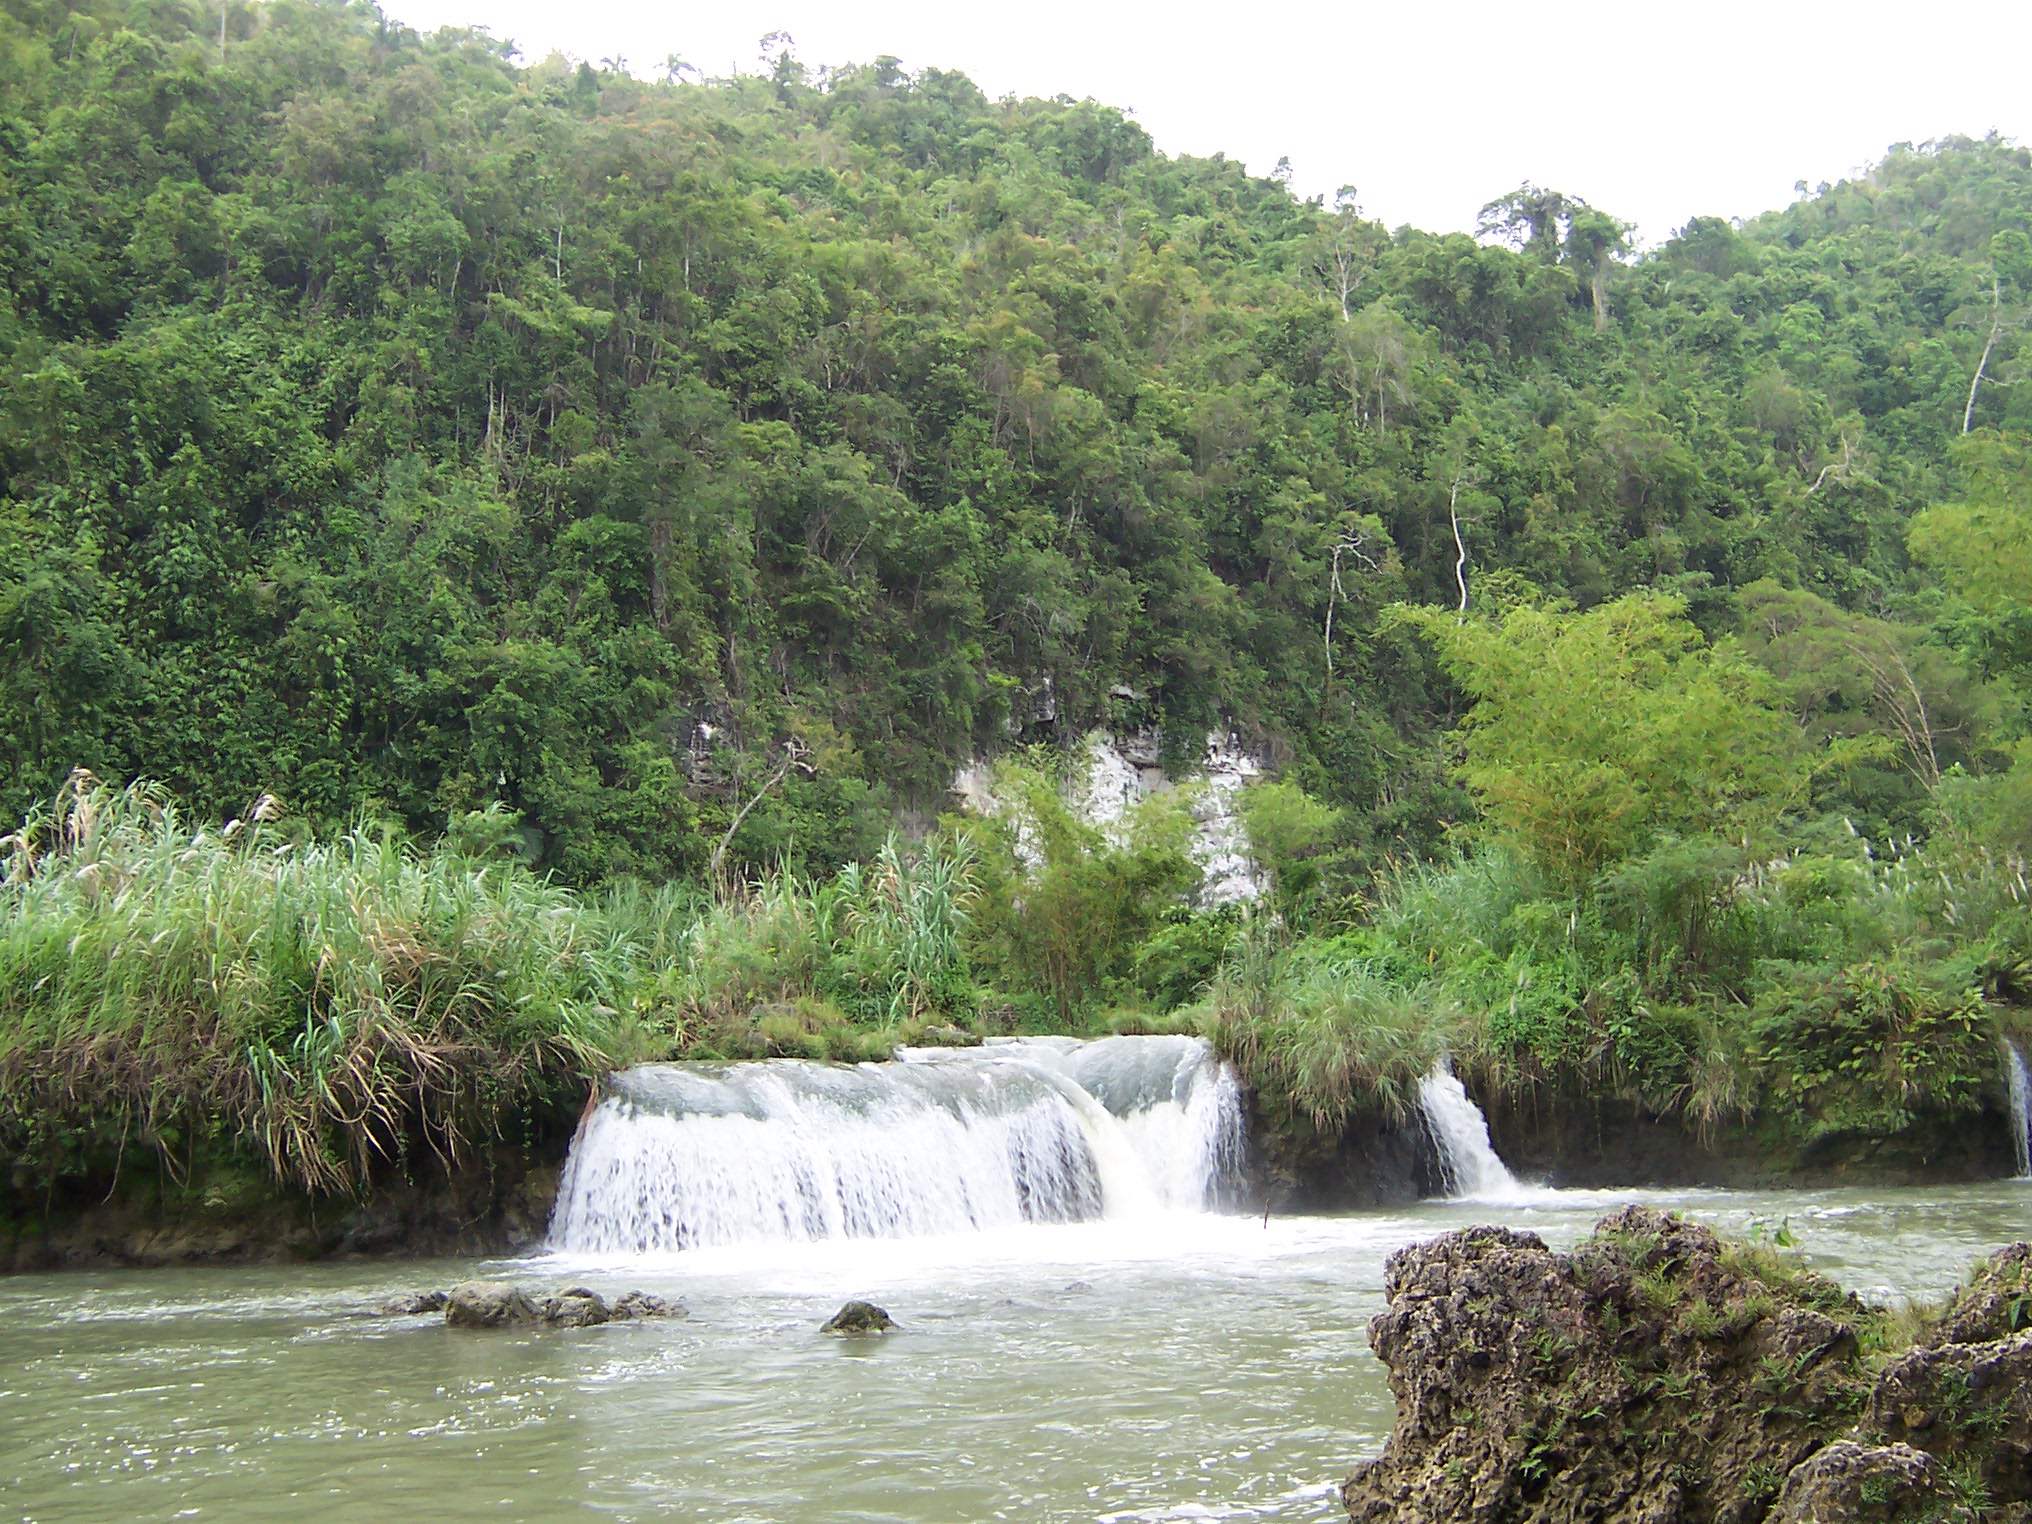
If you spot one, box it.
[1,0,2030,1190]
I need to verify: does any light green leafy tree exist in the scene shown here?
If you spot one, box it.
[1395,594,1814,884]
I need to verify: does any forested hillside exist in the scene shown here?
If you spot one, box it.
[3,0,2031,1202]
[3,0,2026,882]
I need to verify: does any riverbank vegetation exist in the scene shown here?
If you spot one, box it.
[2,0,2031,1194]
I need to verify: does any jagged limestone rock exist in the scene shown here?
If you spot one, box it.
[379,1289,448,1316]
[540,1287,610,1327]
[1342,1207,1872,1523]
[1868,1328,2032,1512]
[441,1281,681,1329]
[1343,1213,2032,1524]
[1929,1241,2032,1347]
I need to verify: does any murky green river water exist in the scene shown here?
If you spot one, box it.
[3,1183,2028,1524]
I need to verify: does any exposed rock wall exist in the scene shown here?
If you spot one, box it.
[2,1137,567,1270]
[1343,1207,2032,1524]
[1239,1093,1437,1213]
[1479,1087,2021,1190]
[953,728,1266,901]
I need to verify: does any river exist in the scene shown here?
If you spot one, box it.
[4,1182,2028,1523]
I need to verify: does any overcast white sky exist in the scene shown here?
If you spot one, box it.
[381,0,2031,245]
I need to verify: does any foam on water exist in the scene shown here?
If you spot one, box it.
[547,1035,1246,1256]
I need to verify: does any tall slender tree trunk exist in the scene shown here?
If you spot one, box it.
[1965,275,2003,434]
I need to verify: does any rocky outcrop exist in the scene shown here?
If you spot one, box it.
[4,1136,572,1270]
[822,1300,895,1334]
[1869,1337,2032,1512]
[540,1287,610,1327]
[381,1289,448,1315]
[611,1290,681,1320]
[1343,1209,2032,1524]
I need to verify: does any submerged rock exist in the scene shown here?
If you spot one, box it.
[822,1300,896,1334]
[1342,1213,2032,1524]
[380,1289,448,1316]
[539,1287,609,1328]
[610,1290,684,1321]
[445,1280,540,1328]
[442,1281,682,1329]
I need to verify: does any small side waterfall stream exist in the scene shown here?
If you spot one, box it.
[548,1035,1244,1255]
[2006,1040,2031,1180]
[1418,1059,1524,1200]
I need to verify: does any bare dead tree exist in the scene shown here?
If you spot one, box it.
[1804,427,1872,496]
[1448,474,1472,619]
[1323,520,1381,686]
[1853,636,1943,794]
[1966,273,2003,435]
[709,737,814,890]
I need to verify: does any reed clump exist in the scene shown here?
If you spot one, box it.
[646,834,984,1058]
[0,776,998,1197]
[0,773,652,1195]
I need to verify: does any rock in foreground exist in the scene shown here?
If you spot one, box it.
[1343,1207,2032,1524]
[822,1300,896,1334]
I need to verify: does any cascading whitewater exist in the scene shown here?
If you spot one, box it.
[547,1035,1245,1255]
[2006,1040,2031,1180]
[1418,1059,1524,1200]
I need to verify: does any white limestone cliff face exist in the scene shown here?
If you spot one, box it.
[952,729,1265,902]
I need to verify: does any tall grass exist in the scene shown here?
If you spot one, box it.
[1287,827,2029,1139]
[1207,918,1467,1128]
[0,773,651,1194]
[664,833,983,1054]
[0,781,1000,1192]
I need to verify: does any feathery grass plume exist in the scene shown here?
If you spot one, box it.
[0,772,651,1194]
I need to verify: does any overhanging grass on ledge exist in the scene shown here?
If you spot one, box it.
[1207,921,1472,1129]
[0,774,653,1195]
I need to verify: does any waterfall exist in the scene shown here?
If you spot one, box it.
[2006,1040,2031,1180]
[548,1035,1245,1255]
[1418,1060,1523,1201]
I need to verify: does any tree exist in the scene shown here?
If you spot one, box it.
[1909,432,2032,609]
[1563,206,1631,333]
[1736,581,1990,811]
[1315,186,1385,321]
[965,761,1199,1021]
[1396,595,1812,884]
[1239,779,1340,915]
[1477,184,1584,260]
